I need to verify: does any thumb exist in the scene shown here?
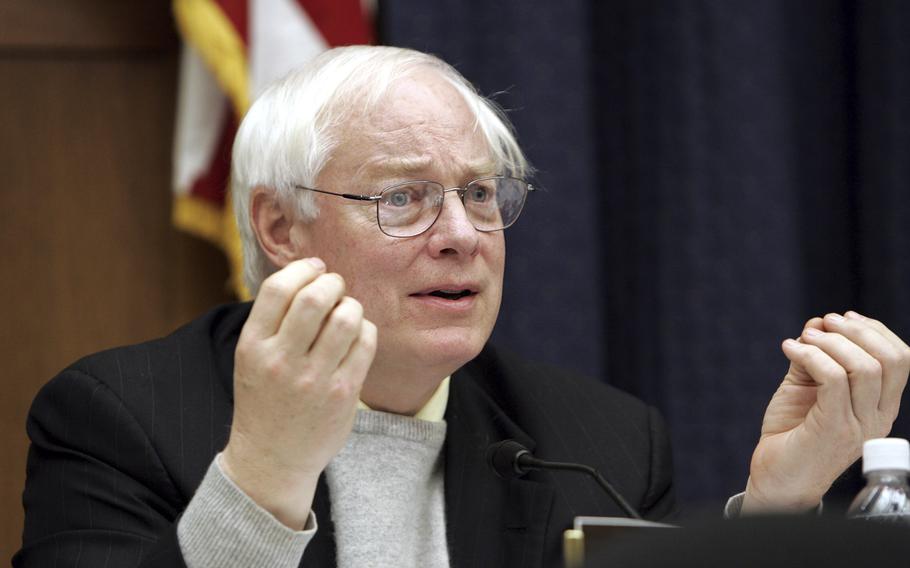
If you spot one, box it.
[783,317,825,385]
[783,348,815,386]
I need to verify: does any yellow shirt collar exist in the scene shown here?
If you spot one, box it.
[357,376,450,423]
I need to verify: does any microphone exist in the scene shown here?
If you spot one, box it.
[487,439,643,520]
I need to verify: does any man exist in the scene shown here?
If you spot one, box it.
[16,46,910,567]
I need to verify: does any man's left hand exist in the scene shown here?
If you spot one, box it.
[743,311,910,513]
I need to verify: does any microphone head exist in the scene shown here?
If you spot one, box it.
[487,439,532,479]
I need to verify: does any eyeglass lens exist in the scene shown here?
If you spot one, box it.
[377,177,528,237]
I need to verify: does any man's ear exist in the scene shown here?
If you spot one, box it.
[250,187,307,269]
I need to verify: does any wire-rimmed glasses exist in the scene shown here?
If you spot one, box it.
[294,176,535,238]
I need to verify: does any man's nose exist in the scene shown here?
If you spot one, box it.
[426,190,479,257]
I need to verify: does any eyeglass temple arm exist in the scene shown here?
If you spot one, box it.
[295,185,381,202]
[339,193,380,201]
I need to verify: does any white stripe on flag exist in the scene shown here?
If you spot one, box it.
[249,0,329,100]
[173,45,230,195]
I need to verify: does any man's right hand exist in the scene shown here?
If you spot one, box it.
[221,258,377,529]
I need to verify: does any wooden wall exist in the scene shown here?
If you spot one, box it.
[0,2,232,561]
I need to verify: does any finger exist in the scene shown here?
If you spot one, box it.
[245,258,326,339]
[307,297,365,373]
[846,311,910,355]
[799,328,882,424]
[334,319,378,393]
[795,317,825,343]
[805,317,825,332]
[781,339,854,422]
[823,312,910,418]
[277,273,347,353]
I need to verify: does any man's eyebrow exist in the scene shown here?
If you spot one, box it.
[359,156,500,182]
[463,158,499,177]
[358,156,432,181]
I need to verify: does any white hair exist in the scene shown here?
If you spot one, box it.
[231,45,531,295]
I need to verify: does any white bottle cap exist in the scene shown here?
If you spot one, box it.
[862,438,910,473]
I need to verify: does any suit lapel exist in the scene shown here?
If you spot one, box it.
[445,367,554,568]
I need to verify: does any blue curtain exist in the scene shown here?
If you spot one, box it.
[380,1,910,514]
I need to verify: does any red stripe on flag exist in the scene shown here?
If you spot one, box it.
[189,109,237,204]
[214,0,249,44]
[296,0,374,46]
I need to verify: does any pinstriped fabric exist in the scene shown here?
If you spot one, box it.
[15,304,247,567]
[17,369,184,566]
[523,383,638,511]
[519,366,656,512]
[177,341,185,486]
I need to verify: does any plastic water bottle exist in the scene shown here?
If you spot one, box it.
[846,438,910,525]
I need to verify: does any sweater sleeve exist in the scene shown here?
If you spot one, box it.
[724,492,746,518]
[723,492,824,518]
[178,454,315,568]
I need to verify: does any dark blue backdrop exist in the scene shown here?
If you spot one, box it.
[380,1,910,514]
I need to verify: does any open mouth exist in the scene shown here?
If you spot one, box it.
[426,289,475,300]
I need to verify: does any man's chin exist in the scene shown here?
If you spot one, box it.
[383,327,489,375]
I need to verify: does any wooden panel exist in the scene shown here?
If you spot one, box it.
[0,0,178,51]
[0,13,231,562]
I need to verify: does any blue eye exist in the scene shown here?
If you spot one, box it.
[388,191,411,207]
[382,184,432,209]
[468,187,489,202]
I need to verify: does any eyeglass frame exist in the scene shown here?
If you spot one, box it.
[293,175,535,238]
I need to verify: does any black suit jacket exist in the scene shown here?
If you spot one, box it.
[15,303,675,567]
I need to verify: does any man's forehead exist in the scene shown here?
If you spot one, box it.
[328,70,499,184]
[363,71,470,131]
